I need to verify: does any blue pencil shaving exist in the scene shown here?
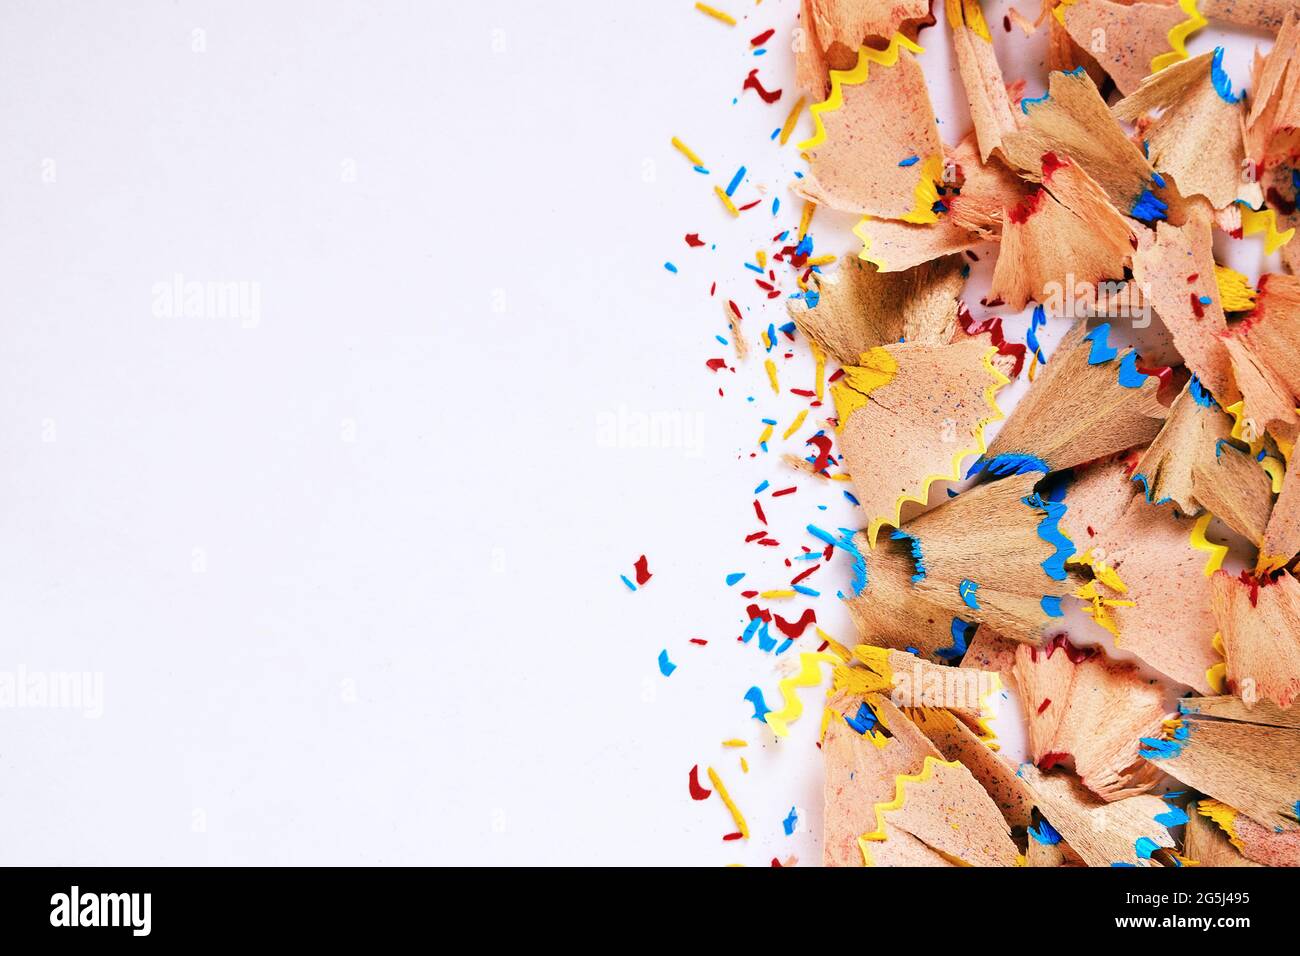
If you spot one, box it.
[1139,722,1191,760]
[1130,188,1168,223]
[1188,375,1217,408]
[1134,836,1162,859]
[725,165,746,197]
[1210,47,1243,103]
[1116,351,1149,388]
[844,701,878,735]
[1027,304,1048,364]
[1028,818,1063,845]
[890,529,927,583]
[937,617,976,661]
[1154,805,1188,828]
[657,650,676,676]
[1023,492,1075,580]
[967,452,1049,478]
[1131,472,1173,506]
[1082,323,1119,364]
[744,686,771,722]
[807,524,867,595]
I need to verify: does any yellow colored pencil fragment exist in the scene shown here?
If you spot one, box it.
[784,409,808,440]
[671,136,703,166]
[715,185,740,216]
[707,766,749,838]
[695,3,736,25]
[779,97,806,145]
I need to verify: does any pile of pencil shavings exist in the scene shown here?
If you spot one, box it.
[791,0,1300,867]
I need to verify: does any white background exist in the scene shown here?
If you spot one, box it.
[0,0,1271,864]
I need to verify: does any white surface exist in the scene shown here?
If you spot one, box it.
[0,0,1273,865]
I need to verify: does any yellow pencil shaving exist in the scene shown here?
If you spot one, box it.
[756,250,767,268]
[804,44,946,225]
[901,154,945,225]
[1197,799,1245,851]
[765,358,780,393]
[1190,512,1228,576]
[764,652,840,736]
[1238,203,1296,254]
[722,739,748,748]
[947,0,993,41]
[813,343,826,401]
[707,766,749,838]
[779,96,806,146]
[831,472,852,481]
[695,2,737,25]
[832,346,897,434]
[1214,264,1258,312]
[798,201,816,239]
[1261,456,1284,493]
[671,136,703,166]
[758,423,774,446]
[799,34,926,152]
[760,589,797,599]
[1224,399,1266,456]
[783,409,808,440]
[1150,0,1208,73]
[861,348,1009,547]
[806,254,836,266]
[815,628,852,662]
[857,756,967,866]
[1206,659,1229,694]
[715,184,740,216]
[740,756,749,773]
[854,216,889,270]
[1257,551,1291,574]
[832,660,894,697]
[761,328,772,349]
[1068,549,1128,593]
[1075,580,1134,637]
[1051,0,1080,26]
